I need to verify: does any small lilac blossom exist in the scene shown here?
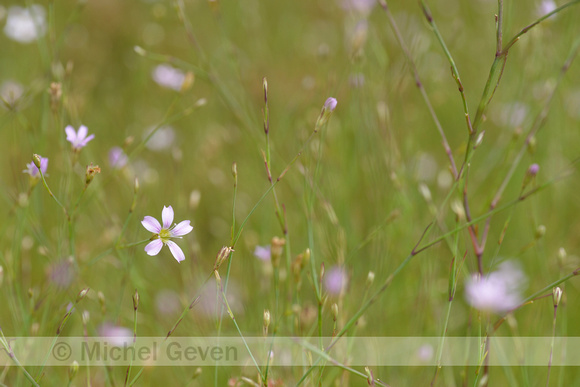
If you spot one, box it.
[465,261,526,313]
[324,97,338,113]
[23,156,48,178]
[538,0,557,16]
[109,147,128,169]
[142,205,193,262]
[253,245,271,261]
[3,5,47,44]
[65,125,95,150]
[528,163,540,176]
[152,64,186,91]
[324,266,348,295]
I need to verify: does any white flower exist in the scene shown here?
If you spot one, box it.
[151,64,186,91]
[4,5,47,44]
[144,126,175,151]
[142,205,193,262]
[0,80,24,108]
[23,156,48,178]
[65,125,95,150]
[465,261,526,313]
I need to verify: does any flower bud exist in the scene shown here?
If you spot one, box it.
[76,288,89,303]
[262,77,268,103]
[553,287,562,307]
[69,361,79,381]
[263,309,271,336]
[535,224,546,239]
[33,154,42,169]
[85,164,101,185]
[522,163,539,190]
[331,303,339,322]
[82,310,90,325]
[366,271,375,287]
[134,46,147,56]
[214,246,234,270]
[231,162,237,180]
[0,265,3,287]
[474,130,485,148]
[270,237,285,268]
[315,97,338,132]
[133,289,140,311]
[557,247,567,266]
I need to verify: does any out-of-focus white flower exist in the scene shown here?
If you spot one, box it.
[253,245,271,261]
[142,205,193,262]
[23,156,48,178]
[324,266,348,295]
[3,5,46,43]
[109,147,128,169]
[152,64,186,91]
[465,261,526,313]
[144,126,175,151]
[0,80,24,108]
[65,125,95,150]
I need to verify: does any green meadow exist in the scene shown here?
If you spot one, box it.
[1,0,580,385]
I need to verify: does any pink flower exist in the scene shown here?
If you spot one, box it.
[141,205,193,262]
[465,261,526,313]
[109,147,128,169]
[253,245,271,261]
[65,125,95,150]
[23,156,48,177]
[98,323,133,347]
[324,266,348,295]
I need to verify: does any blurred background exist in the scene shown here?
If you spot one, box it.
[1,0,580,385]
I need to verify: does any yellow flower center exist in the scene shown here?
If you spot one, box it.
[158,228,171,242]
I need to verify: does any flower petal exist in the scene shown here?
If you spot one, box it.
[39,157,48,174]
[166,240,185,262]
[65,125,77,142]
[144,239,163,256]
[171,220,193,237]
[80,133,95,147]
[162,205,174,229]
[141,216,161,233]
[78,125,88,141]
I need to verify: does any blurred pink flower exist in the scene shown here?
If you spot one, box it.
[152,64,186,91]
[98,323,133,347]
[109,147,128,169]
[23,156,48,177]
[325,266,348,295]
[142,205,193,262]
[253,245,271,261]
[465,261,526,313]
[65,125,94,150]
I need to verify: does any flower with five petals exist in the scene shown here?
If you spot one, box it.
[65,125,95,150]
[141,206,193,262]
